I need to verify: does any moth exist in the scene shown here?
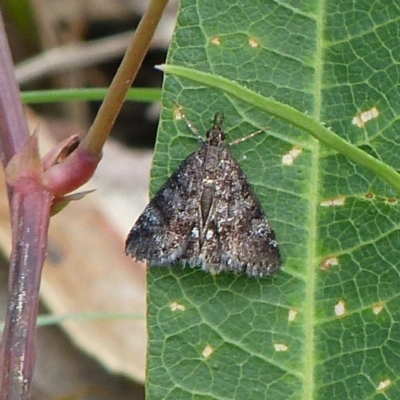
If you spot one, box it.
[126,113,281,277]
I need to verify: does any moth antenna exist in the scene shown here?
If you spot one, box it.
[228,126,269,147]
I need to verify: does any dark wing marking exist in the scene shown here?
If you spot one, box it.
[125,145,207,266]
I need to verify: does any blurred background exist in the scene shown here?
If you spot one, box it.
[0,0,178,398]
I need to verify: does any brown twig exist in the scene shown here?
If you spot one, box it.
[83,0,170,154]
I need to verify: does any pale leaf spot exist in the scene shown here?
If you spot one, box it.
[288,309,298,322]
[174,106,184,120]
[334,300,346,317]
[385,197,398,205]
[321,256,339,271]
[372,303,384,315]
[248,37,260,48]
[274,343,288,352]
[170,302,186,312]
[210,36,221,45]
[320,196,346,207]
[352,107,379,128]
[365,192,375,200]
[282,146,302,166]
[377,378,391,391]
[202,344,214,358]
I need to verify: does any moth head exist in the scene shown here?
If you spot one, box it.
[206,112,226,146]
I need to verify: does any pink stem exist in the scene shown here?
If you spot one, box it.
[0,12,29,167]
[0,190,52,398]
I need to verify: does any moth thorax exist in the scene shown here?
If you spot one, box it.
[206,128,226,146]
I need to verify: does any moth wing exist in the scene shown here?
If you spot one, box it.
[125,146,206,266]
[211,150,281,277]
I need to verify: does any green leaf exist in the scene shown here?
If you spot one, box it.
[147,1,400,399]
[160,64,400,192]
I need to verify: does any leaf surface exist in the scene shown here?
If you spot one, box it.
[146,1,400,399]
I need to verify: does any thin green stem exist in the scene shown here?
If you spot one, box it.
[21,88,161,104]
[159,64,400,193]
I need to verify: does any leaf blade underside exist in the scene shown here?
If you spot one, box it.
[146,1,400,399]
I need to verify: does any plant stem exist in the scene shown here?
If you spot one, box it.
[0,12,30,170]
[160,64,400,193]
[0,190,52,399]
[83,0,170,153]
[0,1,170,397]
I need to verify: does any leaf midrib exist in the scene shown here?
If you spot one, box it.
[303,1,326,399]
